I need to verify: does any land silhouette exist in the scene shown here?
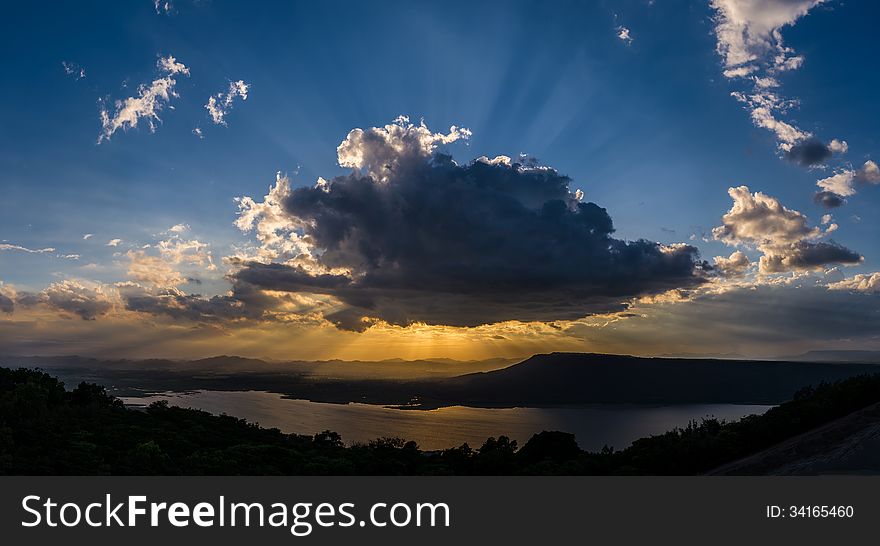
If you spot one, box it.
[6,352,880,408]
[3,352,880,475]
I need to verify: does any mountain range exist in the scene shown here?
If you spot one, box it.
[5,351,880,407]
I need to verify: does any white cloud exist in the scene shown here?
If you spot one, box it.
[98,55,190,143]
[154,0,173,15]
[125,228,216,288]
[476,155,513,167]
[710,1,845,162]
[157,56,188,75]
[748,103,808,148]
[62,61,85,80]
[827,272,880,293]
[0,243,55,254]
[829,139,848,153]
[336,115,471,182]
[713,250,751,276]
[157,237,215,270]
[193,127,204,139]
[616,26,633,45]
[859,159,880,183]
[723,65,757,78]
[816,170,857,197]
[753,76,779,88]
[815,160,880,199]
[126,251,186,288]
[774,54,804,72]
[713,186,861,274]
[234,173,313,263]
[0,243,82,261]
[713,186,818,246]
[205,80,250,126]
[83,233,94,240]
[711,0,824,70]
[107,238,122,247]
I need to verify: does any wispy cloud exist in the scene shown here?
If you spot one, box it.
[616,26,633,46]
[0,243,80,262]
[0,243,55,254]
[62,61,85,80]
[711,1,845,164]
[98,55,190,143]
[154,0,173,15]
[205,80,250,126]
[126,229,215,288]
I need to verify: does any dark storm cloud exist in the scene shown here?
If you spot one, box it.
[233,263,350,291]
[784,138,834,167]
[232,154,707,329]
[813,190,846,209]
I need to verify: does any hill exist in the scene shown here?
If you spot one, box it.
[5,352,880,407]
[2,354,514,381]
[708,401,880,475]
[781,350,880,363]
[432,352,880,406]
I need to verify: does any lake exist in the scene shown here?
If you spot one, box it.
[121,390,772,452]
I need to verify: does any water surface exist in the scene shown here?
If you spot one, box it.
[122,390,772,451]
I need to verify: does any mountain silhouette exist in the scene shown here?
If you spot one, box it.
[433,352,880,406]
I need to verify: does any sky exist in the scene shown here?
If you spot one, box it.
[1,0,879,361]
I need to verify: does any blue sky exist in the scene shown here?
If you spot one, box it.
[1,0,878,360]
